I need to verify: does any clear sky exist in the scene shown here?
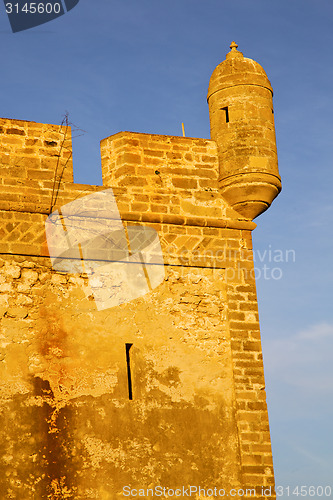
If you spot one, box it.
[1,0,333,497]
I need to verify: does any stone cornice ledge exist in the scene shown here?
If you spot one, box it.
[122,211,257,230]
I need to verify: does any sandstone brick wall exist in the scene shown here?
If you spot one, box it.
[0,117,73,208]
[0,118,101,256]
[0,119,275,499]
[100,131,253,228]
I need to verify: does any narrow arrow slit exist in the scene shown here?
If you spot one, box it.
[221,106,229,123]
[125,343,133,400]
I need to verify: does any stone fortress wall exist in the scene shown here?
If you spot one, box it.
[0,43,280,499]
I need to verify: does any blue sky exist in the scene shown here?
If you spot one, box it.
[1,0,333,496]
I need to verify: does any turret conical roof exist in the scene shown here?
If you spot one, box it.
[207,42,273,100]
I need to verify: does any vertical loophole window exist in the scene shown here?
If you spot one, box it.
[125,343,133,400]
[221,106,229,123]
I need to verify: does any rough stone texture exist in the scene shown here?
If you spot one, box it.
[0,43,278,499]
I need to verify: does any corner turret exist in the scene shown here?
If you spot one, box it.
[207,42,281,219]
